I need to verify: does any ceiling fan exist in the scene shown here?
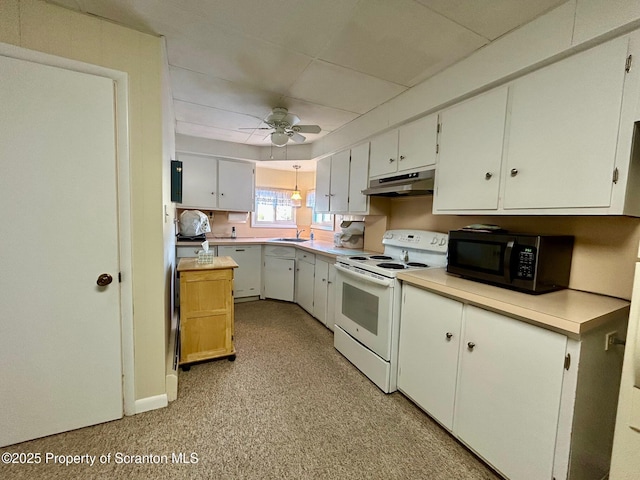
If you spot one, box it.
[252,107,321,147]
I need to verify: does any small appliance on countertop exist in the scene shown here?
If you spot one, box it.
[334,220,364,249]
[447,227,574,294]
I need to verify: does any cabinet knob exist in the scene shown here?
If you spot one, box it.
[485,172,492,180]
[399,155,405,160]
[445,332,453,340]
[389,158,395,163]
[467,342,476,350]
[211,192,215,195]
[510,168,518,177]
[96,273,113,287]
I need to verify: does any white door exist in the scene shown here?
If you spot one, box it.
[0,56,123,446]
[263,257,295,302]
[434,87,508,211]
[454,306,566,480]
[328,150,350,212]
[503,37,627,209]
[397,286,462,431]
[369,129,398,178]
[315,156,331,212]
[218,159,254,212]
[313,259,329,324]
[295,260,315,314]
[180,153,218,209]
[398,113,438,171]
[348,142,370,214]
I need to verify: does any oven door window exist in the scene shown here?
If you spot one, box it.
[342,283,378,335]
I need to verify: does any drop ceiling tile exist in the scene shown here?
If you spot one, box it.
[174,101,263,131]
[187,0,360,57]
[288,60,406,115]
[320,0,487,87]
[417,0,567,40]
[176,121,252,143]
[167,27,313,94]
[278,98,359,132]
[170,67,281,119]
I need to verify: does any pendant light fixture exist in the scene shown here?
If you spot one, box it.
[291,165,302,208]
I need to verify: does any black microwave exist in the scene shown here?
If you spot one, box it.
[447,230,574,294]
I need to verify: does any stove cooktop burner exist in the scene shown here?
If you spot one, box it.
[406,262,429,267]
[349,256,368,260]
[377,262,406,269]
[370,255,393,260]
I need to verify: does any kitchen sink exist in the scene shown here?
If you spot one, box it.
[271,238,308,243]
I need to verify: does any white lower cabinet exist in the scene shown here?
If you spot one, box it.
[263,246,296,302]
[295,251,315,314]
[218,245,261,299]
[454,305,566,480]
[325,263,336,332]
[398,284,626,480]
[397,289,462,431]
[313,258,329,326]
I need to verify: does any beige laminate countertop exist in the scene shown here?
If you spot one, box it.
[177,256,239,272]
[177,237,370,259]
[398,268,630,338]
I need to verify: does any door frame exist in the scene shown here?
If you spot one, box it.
[0,42,135,416]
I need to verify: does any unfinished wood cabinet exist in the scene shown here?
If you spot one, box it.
[177,257,238,368]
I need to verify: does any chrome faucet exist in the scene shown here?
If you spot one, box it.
[296,229,305,239]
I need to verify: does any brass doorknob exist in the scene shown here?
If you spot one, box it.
[97,273,113,287]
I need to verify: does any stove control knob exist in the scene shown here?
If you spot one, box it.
[439,237,447,246]
[431,237,438,244]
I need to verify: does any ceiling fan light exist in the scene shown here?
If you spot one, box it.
[271,131,289,147]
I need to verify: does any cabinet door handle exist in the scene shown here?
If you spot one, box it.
[445,332,453,340]
[485,172,492,180]
[510,168,518,177]
[211,192,215,195]
[389,158,395,163]
[194,249,199,254]
[467,342,476,350]
[399,155,405,160]
[235,249,245,252]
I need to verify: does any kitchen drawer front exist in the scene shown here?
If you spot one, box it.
[264,245,296,258]
[177,245,216,258]
[296,250,315,264]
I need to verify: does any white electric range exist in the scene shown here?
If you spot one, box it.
[333,229,448,393]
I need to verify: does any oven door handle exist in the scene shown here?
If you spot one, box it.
[334,263,394,288]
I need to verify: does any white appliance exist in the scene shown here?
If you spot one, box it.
[610,241,640,478]
[333,229,448,393]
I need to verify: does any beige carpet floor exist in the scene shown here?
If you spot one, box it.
[0,300,500,480]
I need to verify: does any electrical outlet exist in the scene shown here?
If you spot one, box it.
[605,331,619,351]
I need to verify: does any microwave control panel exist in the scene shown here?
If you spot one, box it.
[515,246,536,279]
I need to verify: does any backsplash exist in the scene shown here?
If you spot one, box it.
[370,196,640,300]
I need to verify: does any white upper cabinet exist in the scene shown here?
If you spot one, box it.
[503,36,628,210]
[369,129,398,178]
[347,143,370,214]
[180,153,218,210]
[434,87,508,212]
[369,114,438,179]
[315,145,370,214]
[432,34,640,216]
[179,153,255,212]
[315,153,348,213]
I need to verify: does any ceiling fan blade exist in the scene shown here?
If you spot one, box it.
[239,127,272,130]
[294,125,321,134]
[290,132,306,143]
